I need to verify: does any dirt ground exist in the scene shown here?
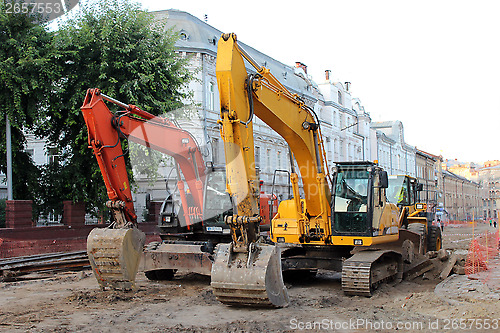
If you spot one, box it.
[1,223,498,333]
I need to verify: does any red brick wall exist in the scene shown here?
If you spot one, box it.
[0,223,161,258]
[1,200,161,258]
[62,201,85,227]
[6,200,34,228]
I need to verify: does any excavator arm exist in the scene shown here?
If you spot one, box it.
[216,33,331,246]
[81,88,206,290]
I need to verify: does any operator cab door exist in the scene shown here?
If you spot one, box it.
[387,175,412,207]
[331,167,373,237]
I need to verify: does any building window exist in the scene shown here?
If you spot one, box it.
[26,149,34,161]
[47,147,60,164]
[266,148,271,171]
[211,138,219,164]
[255,146,261,168]
[277,150,281,169]
[207,81,216,111]
[179,30,189,40]
[47,211,60,224]
[326,138,332,160]
[338,91,342,105]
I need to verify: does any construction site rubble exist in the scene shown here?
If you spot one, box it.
[0,222,498,332]
[425,249,468,279]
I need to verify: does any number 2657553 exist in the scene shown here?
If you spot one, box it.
[5,2,62,15]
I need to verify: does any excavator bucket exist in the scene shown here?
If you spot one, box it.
[211,243,289,307]
[87,227,146,290]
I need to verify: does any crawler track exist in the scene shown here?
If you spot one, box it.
[342,250,403,296]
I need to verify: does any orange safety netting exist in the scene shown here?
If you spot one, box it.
[465,229,500,281]
[444,220,478,226]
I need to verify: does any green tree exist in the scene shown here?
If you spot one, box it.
[37,0,192,216]
[0,2,56,207]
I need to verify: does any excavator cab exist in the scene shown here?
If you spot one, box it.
[387,175,419,207]
[388,174,442,251]
[202,167,233,234]
[158,193,181,232]
[157,166,232,236]
[332,162,389,237]
[332,165,371,235]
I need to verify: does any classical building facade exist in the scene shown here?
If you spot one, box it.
[0,9,491,225]
[478,161,500,220]
[369,121,416,176]
[441,160,498,221]
[441,163,482,221]
[136,9,374,214]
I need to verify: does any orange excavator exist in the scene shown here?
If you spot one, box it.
[81,88,275,289]
[82,88,216,289]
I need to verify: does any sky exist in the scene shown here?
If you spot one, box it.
[103,1,500,163]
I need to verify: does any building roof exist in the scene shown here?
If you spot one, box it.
[371,120,415,152]
[443,170,480,186]
[417,149,442,161]
[375,130,396,144]
[416,149,438,161]
[370,121,399,129]
[479,164,500,172]
[154,9,320,103]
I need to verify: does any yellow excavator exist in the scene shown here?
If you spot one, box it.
[387,174,442,251]
[212,33,437,307]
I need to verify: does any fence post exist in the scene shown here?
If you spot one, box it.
[62,201,86,227]
[5,200,34,228]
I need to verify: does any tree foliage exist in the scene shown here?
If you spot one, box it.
[35,0,192,215]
